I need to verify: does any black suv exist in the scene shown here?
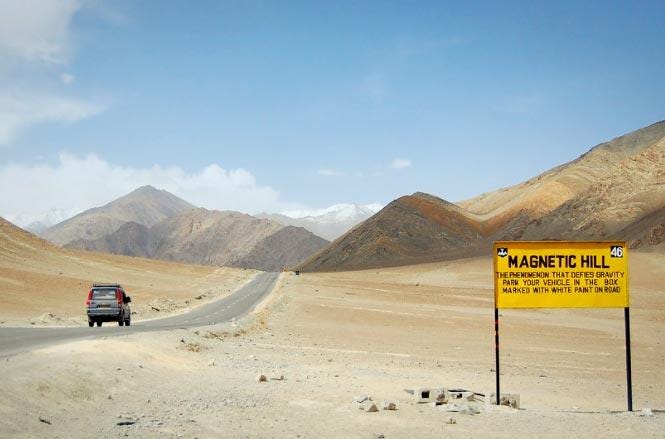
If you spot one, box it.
[85,283,132,327]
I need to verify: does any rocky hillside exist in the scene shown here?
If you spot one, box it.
[299,120,665,271]
[298,192,487,271]
[520,134,665,241]
[66,222,155,258]
[67,209,330,272]
[460,120,665,239]
[149,209,282,266]
[42,186,194,245]
[230,226,329,271]
[616,206,665,250]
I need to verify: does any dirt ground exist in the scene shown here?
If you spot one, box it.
[1,253,664,438]
[0,224,258,325]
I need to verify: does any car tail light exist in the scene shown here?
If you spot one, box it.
[85,289,93,306]
[116,289,123,307]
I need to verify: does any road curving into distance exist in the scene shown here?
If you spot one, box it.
[0,271,279,358]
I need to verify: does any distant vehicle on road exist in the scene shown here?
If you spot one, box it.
[85,283,131,327]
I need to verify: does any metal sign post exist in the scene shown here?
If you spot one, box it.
[493,241,632,411]
[494,306,500,406]
[625,307,633,411]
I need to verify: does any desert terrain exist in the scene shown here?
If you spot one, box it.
[2,252,663,438]
[0,217,258,326]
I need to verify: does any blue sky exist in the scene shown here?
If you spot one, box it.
[1,0,664,223]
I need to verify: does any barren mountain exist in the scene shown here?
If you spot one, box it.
[616,206,665,250]
[521,135,665,241]
[67,208,329,271]
[149,209,283,266]
[298,192,487,271]
[299,121,665,272]
[460,120,665,238]
[257,203,382,241]
[66,221,155,258]
[230,226,329,271]
[42,186,194,246]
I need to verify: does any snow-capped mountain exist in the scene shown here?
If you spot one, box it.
[257,203,383,241]
[5,208,81,234]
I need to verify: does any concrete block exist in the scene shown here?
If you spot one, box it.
[406,387,449,404]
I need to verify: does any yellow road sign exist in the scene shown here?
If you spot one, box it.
[494,241,628,308]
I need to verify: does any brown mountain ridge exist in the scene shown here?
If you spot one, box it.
[42,185,195,246]
[66,208,330,272]
[299,120,665,272]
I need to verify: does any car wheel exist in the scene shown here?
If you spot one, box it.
[118,319,124,326]
[125,318,131,326]
[96,321,102,327]
[88,320,94,327]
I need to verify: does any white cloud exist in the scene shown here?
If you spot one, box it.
[0,153,292,223]
[0,90,104,144]
[0,0,83,64]
[317,169,345,177]
[389,158,411,169]
[60,72,75,84]
[0,0,107,145]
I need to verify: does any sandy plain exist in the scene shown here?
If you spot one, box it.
[1,253,664,438]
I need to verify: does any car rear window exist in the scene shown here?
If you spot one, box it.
[92,289,117,300]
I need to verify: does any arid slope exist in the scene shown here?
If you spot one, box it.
[69,209,329,271]
[298,192,487,271]
[300,121,665,272]
[0,217,255,324]
[42,185,194,245]
[460,120,665,237]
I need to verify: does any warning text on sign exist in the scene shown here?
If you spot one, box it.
[494,241,628,308]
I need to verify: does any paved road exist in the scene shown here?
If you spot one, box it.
[0,272,279,358]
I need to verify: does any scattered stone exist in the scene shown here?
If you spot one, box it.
[374,434,385,439]
[640,408,654,417]
[445,417,456,425]
[354,395,371,404]
[365,403,379,413]
[179,342,203,352]
[382,401,397,411]
[107,395,113,400]
[257,374,267,383]
[488,393,520,409]
[38,416,51,425]
[116,421,136,426]
[270,375,285,381]
[207,360,215,367]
